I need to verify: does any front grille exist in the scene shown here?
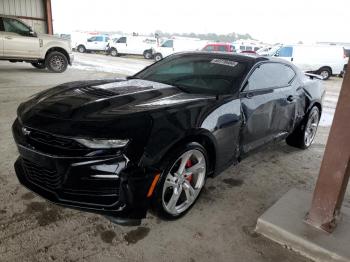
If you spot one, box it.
[22,159,63,190]
[76,86,117,98]
[28,129,85,150]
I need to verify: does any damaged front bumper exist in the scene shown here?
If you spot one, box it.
[12,121,157,225]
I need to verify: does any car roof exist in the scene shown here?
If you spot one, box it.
[206,42,232,46]
[173,51,271,64]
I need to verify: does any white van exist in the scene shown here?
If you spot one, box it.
[108,36,158,59]
[152,37,208,61]
[274,44,347,79]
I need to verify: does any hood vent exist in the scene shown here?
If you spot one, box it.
[76,86,117,98]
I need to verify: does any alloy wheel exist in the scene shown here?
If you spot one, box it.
[304,109,319,147]
[320,70,329,79]
[49,55,65,72]
[162,149,206,216]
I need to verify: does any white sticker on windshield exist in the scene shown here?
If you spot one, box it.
[210,59,238,67]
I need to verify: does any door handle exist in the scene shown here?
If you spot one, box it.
[5,36,13,40]
[287,95,295,102]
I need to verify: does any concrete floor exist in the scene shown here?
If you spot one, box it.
[0,56,348,262]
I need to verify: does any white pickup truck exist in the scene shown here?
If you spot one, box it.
[0,15,73,73]
[75,35,110,53]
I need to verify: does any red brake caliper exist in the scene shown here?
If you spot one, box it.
[185,159,193,183]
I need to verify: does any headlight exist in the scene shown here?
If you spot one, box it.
[74,138,129,149]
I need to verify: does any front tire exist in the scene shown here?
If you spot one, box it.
[31,61,46,69]
[110,48,118,57]
[77,45,86,53]
[154,142,208,219]
[45,51,68,73]
[286,106,320,149]
[154,53,163,61]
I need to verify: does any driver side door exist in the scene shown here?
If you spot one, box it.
[240,62,297,154]
[2,17,40,58]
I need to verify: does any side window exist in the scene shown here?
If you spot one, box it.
[218,45,227,52]
[88,36,96,41]
[277,47,293,57]
[246,46,253,51]
[117,37,127,43]
[3,18,31,36]
[203,45,214,51]
[105,37,110,42]
[240,46,245,51]
[247,63,296,91]
[162,40,173,48]
[95,36,103,42]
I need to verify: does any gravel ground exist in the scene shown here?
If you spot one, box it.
[0,56,348,262]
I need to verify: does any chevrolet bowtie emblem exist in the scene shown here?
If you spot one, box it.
[22,127,31,136]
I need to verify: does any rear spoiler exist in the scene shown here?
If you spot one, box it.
[304,72,325,80]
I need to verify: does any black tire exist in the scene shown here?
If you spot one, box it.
[154,53,163,61]
[286,106,320,149]
[153,142,208,219]
[110,48,118,57]
[317,67,332,80]
[143,50,152,59]
[77,45,86,53]
[45,51,68,73]
[31,61,46,69]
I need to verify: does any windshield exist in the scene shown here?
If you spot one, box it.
[135,55,247,95]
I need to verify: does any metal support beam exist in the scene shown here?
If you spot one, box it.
[306,62,350,233]
[45,0,53,34]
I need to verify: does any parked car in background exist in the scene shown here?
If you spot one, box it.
[107,36,158,59]
[273,44,348,80]
[0,15,73,73]
[202,42,235,52]
[241,50,257,54]
[76,35,110,53]
[13,52,324,225]
[232,40,262,53]
[152,37,208,61]
[256,45,282,56]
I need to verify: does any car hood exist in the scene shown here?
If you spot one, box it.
[18,78,212,123]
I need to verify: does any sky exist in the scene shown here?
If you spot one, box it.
[52,0,349,44]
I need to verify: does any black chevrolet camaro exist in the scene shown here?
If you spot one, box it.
[13,52,325,225]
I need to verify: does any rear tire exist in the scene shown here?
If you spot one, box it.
[143,50,152,59]
[45,51,68,73]
[153,142,208,219]
[317,67,332,80]
[286,106,320,149]
[77,45,86,53]
[31,61,46,69]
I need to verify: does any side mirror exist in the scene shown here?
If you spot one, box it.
[274,52,279,57]
[29,30,37,37]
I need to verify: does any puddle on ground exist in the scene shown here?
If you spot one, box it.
[242,225,260,238]
[100,230,117,244]
[21,192,36,200]
[207,185,216,191]
[124,227,150,244]
[222,178,243,187]
[25,201,62,226]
